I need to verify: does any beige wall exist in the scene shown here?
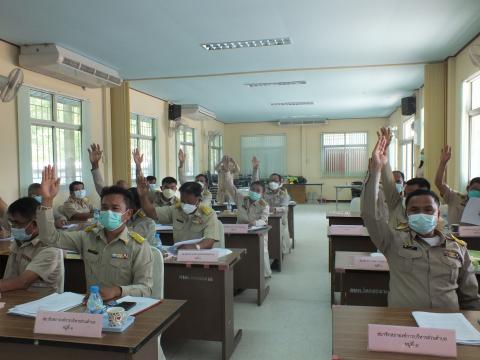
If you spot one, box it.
[224,118,387,200]
[0,40,109,207]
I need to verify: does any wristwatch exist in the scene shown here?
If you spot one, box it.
[195,244,201,250]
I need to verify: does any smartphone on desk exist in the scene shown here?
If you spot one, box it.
[116,301,136,311]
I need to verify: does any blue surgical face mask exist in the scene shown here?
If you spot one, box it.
[74,189,87,199]
[249,190,261,202]
[468,190,480,198]
[395,183,404,193]
[408,213,438,235]
[33,195,42,203]
[99,210,124,231]
[149,184,159,192]
[11,222,33,242]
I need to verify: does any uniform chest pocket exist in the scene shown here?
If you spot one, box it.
[84,252,100,266]
[397,247,423,272]
[173,218,186,231]
[440,254,462,283]
[109,257,132,284]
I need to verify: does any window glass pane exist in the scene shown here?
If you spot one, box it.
[472,77,480,111]
[139,116,153,137]
[241,135,286,176]
[130,115,138,135]
[402,141,414,180]
[130,138,138,182]
[31,125,54,183]
[470,115,480,177]
[29,90,52,121]
[55,128,82,185]
[56,96,81,125]
[403,117,415,139]
[185,128,193,143]
[321,132,367,177]
[139,138,154,178]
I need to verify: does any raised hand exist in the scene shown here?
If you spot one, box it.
[371,136,388,171]
[136,175,149,197]
[132,148,143,166]
[440,145,452,164]
[40,165,60,205]
[88,143,103,167]
[252,156,260,169]
[178,148,185,166]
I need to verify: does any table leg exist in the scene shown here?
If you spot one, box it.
[335,188,339,210]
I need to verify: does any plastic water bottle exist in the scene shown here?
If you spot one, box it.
[86,285,104,314]
[155,232,162,251]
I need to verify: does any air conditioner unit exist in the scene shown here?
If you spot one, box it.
[19,44,122,88]
[181,104,216,121]
[277,119,328,126]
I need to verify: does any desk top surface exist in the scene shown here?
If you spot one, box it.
[328,225,369,237]
[327,211,362,218]
[333,305,480,360]
[0,290,185,352]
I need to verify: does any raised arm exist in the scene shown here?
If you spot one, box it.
[137,175,158,220]
[361,136,395,254]
[132,148,144,179]
[435,145,451,197]
[0,196,8,220]
[222,156,242,203]
[88,143,105,196]
[252,156,260,181]
[178,148,186,184]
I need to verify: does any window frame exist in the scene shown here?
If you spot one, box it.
[130,113,156,183]
[401,116,415,180]
[176,126,196,179]
[208,134,223,174]
[240,134,287,177]
[468,75,480,180]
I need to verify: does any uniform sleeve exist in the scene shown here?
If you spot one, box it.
[442,185,463,207]
[224,171,244,204]
[360,170,395,254]
[178,165,186,185]
[257,204,270,225]
[120,243,153,297]
[135,218,157,246]
[457,249,480,310]
[37,208,86,253]
[154,206,174,224]
[26,247,62,282]
[91,168,106,196]
[203,213,220,241]
[252,167,260,181]
[62,201,80,220]
[381,161,402,212]
[3,254,18,279]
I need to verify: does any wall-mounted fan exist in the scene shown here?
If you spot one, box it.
[468,44,480,68]
[0,68,24,102]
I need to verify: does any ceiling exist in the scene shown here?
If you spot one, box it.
[0,0,480,122]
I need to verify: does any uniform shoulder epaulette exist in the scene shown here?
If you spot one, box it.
[84,223,97,233]
[175,200,182,209]
[137,209,146,218]
[450,234,466,247]
[395,223,410,232]
[200,205,213,216]
[129,231,145,244]
[258,199,267,207]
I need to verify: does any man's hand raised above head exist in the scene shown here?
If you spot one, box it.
[440,145,452,164]
[178,148,185,167]
[132,148,144,167]
[371,136,388,172]
[88,143,103,168]
[40,165,60,207]
[252,156,260,169]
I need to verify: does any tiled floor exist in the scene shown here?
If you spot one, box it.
[165,203,346,360]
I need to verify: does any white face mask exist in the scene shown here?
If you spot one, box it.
[269,182,280,191]
[74,189,87,199]
[181,202,197,215]
[162,188,176,199]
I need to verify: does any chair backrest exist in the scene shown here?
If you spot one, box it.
[350,197,361,212]
[57,249,65,293]
[215,220,225,248]
[150,246,164,299]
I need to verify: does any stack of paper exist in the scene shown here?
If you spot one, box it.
[156,224,173,231]
[8,292,84,318]
[115,296,161,316]
[461,198,480,225]
[413,311,480,345]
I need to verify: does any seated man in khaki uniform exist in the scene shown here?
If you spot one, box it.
[435,145,480,225]
[178,149,212,206]
[138,177,219,249]
[38,166,153,300]
[0,197,63,293]
[362,135,480,309]
[63,181,94,221]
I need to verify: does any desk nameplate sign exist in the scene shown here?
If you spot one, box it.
[352,256,389,271]
[177,250,219,262]
[34,310,103,338]
[368,324,456,358]
[329,225,369,236]
[459,226,480,237]
[223,224,249,234]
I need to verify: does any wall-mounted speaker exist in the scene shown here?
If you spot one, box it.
[168,104,181,120]
[401,97,416,116]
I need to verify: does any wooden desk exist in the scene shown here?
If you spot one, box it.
[333,305,480,360]
[218,213,283,272]
[164,249,245,360]
[284,183,324,204]
[326,211,363,226]
[0,290,185,360]
[224,228,271,305]
[288,202,296,249]
[334,185,362,210]
[334,251,389,306]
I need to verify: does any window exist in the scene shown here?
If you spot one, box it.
[321,132,368,177]
[468,75,480,178]
[241,135,286,176]
[388,127,398,170]
[177,126,195,178]
[29,90,82,185]
[208,134,223,173]
[130,114,155,182]
[401,117,415,180]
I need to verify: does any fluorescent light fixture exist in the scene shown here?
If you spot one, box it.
[270,101,314,106]
[245,80,306,87]
[201,37,291,51]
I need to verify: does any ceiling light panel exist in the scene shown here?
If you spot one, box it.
[201,37,291,51]
[245,80,306,87]
[270,101,314,106]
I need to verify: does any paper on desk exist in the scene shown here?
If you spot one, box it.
[8,292,84,318]
[62,224,78,229]
[461,198,480,225]
[156,224,173,231]
[249,225,268,231]
[173,238,204,248]
[412,311,480,345]
[116,296,161,316]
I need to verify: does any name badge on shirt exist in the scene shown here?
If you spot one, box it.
[444,250,461,260]
[111,253,128,259]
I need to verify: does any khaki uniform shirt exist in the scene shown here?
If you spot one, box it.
[63,197,93,220]
[178,166,212,207]
[4,237,63,292]
[153,192,178,208]
[154,203,220,243]
[381,162,407,227]
[127,209,157,246]
[442,185,468,225]
[361,171,480,309]
[37,208,153,297]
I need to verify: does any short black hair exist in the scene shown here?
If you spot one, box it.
[195,174,208,185]
[393,171,405,181]
[162,176,177,186]
[250,180,265,193]
[100,186,134,209]
[470,177,480,187]
[146,176,157,182]
[27,183,41,196]
[69,181,84,192]
[128,187,141,209]
[7,197,39,221]
[270,173,283,182]
[405,189,440,208]
[179,182,202,197]
[405,177,431,190]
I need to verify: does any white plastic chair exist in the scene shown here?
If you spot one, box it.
[215,220,225,248]
[150,246,164,299]
[350,197,361,212]
[57,249,65,293]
